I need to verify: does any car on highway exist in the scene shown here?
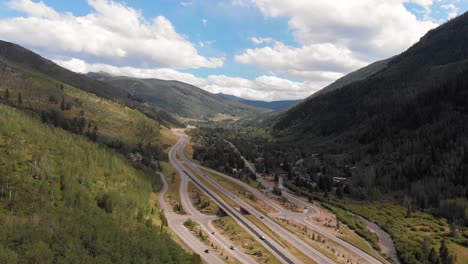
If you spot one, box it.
[260,216,264,219]
[204,249,209,253]
[260,235,266,240]
[230,245,235,250]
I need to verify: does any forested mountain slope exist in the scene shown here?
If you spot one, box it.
[270,13,468,221]
[308,58,390,99]
[0,41,199,262]
[0,55,175,158]
[0,105,199,263]
[217,93,301,111]
[0,40,180,126]
[90,74,269,120]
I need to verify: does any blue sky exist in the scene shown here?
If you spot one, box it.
[0,0,466,100]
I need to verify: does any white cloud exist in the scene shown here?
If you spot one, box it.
[204,75,318,101]
[180,1,193,7]
[8,0,59,19]
[251,37,273,44]
[53,57,207,87]
[235,0,438,81]
[1,0,223,69]
[441,3,459,19]
[236,41,366,80]
[202,18,208,26]
[54,57,314,101]
[409,0,434,17]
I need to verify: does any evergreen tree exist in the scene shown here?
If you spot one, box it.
[4,89,9,100]
[428,247,438,264]
[60,96,66,111]
[422,237,431,262]
[90,125,98,142]
[336,185,344,199]
[17,92,22,105]
[439,240,450,264]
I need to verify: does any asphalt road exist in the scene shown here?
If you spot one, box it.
[172,131,335,264]
[157,172,223,264]
[222,138,386,264]
[167,136,259,264]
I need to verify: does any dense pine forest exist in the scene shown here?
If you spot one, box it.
[0,105,200,263]
[189,128,256,183]
[0,45,199,263]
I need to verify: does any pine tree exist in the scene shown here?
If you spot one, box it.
[17,92,22,105]
[336,185,344,199]
[60,96,66,111]
[90,125,98,141]
[428,247,438,264]
[439,240,450,264]
[4,89,9,100]
[406,202,412,218]
[422,237,431,262]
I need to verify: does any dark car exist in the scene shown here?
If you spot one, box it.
[204,249,209,253]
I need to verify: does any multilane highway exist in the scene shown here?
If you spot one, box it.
[166,129,387,264]
[160,135,259,264]
[170,131,304,264]
[171,130,336,264]
[222,139,386,264]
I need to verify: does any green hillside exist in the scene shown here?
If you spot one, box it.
[0,104,199,263]
[0,55,177,153]
[308,57,390,99]
[270,12,468,218]
[0,40,199,263]
[90,74,269,121]
[0,40,181,127]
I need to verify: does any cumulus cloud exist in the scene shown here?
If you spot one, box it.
[2,0,456,101]
[441,3,459,19]
[235,0,438,81]
[8,0,59,19]
[204,75,318,101]
[54,57,315,101]
[251,37,273,44]
[236,41,366,80]
[1,0,223,69]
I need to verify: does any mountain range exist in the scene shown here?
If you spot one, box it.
[268,12,468,224]
[87,73,268,121]
[217,93,301,111]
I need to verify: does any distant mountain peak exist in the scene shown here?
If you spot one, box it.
[216,93,302,111]
[85,74,268,120]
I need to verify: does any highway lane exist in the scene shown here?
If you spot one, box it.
[174,131,335,264]
[157,172,223,264]
[221,139,385,264]
[202,159,385,264]
[168,138,259,264]
[171,131,304,264]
